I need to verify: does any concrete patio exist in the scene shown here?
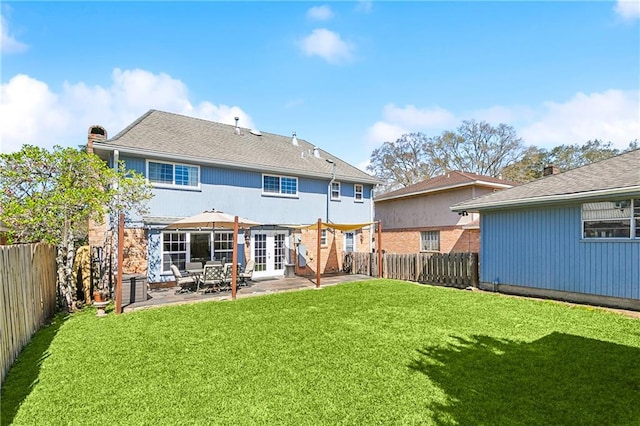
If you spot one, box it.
[122,273,373,313]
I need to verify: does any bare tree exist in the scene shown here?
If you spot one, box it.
[428,120,526,177]
[367,133,441,192]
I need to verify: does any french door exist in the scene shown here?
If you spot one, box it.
[251,231,288,278]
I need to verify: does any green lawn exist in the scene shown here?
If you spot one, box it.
[2,279,639,425]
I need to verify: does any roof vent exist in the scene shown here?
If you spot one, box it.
[234,117,241,135]
[292,131,299,146]
[250,129,262,136]
[313,146,320,158]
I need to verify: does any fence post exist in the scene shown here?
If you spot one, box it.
[470,253,479,288]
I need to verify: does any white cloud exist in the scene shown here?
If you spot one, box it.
[363,89,639,152]
[519,90,640,148]
[1,14,28,54]
[364,104,458,147]
[307,5,334,21]
[299,28,354,64]
[614,0,640,20]
[0,69,255,153]
[354,1,373,14]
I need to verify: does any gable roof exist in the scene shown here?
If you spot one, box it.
[451,149,640,212]
[91,109,380,185]
[375,171,518,202]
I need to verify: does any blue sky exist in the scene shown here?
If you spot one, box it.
[1,1,639,170]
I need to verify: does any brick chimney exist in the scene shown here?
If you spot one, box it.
[87,125,107,153]
[543,165,559,176]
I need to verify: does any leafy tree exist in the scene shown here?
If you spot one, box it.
[0,145,152,310]
[427,120,527,177]
[503,139,639,183]
[367,133,441,192]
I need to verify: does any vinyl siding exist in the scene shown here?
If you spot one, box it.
[481,204,640,300]
[122,155,373,225]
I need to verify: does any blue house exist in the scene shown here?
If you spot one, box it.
[89,110,379,283]
[451,149,640,310]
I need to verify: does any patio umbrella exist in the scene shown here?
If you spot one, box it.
[164,210,260,230]
[164,210,261,300]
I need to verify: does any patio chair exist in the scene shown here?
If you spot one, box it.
[239,259,255,286]
[171,265,196,294]
[199,264,225,293]
[217,263,234,292]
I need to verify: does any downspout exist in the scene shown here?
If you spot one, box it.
[325,159,336,222]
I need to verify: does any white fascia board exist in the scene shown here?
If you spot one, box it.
[450,186,640,212]
[93,143,380,185]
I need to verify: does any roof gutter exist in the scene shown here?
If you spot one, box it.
[450,185,640,212]
[93,143,381,185]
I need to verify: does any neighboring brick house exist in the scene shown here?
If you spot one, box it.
[374,172,517,254]
[89,110,380,283]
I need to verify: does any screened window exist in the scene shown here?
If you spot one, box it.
[582,199,639,239]
[354,184,363,202]
[331,182,341,200]
[420,231,440,251]
[148,161,199,188]
[163,232,187,272]
[262,174,298,196]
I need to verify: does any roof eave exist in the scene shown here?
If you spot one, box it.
[93,143,381,185]
[450,185,640,212]
[376,180,513,202]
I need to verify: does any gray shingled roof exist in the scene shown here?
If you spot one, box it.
[451,149,640,211]
[92,110,380,184]
[376,171,517,202]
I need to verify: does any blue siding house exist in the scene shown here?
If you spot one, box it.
[90,110,379,283]
[451,149,640,310]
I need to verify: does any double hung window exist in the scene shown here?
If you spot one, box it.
[354,184,363,202]
[331,182,341,200]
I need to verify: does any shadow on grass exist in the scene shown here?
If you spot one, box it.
[1,313,68,426]
[409,332,640,425]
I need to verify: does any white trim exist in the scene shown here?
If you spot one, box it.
[262,173,299,197]
[354,183,364,203]
[146,159,201,190]
[451,186,640,212]
[331,181,341,201]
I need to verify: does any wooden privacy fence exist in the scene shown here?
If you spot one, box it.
[347,252,478,289]
[0,243,57,384]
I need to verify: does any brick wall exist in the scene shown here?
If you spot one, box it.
[122,228,147,275]
[381,226,479,254]
[296,227,372,276]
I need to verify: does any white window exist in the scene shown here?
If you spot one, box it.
[345,232,355,252]
[331,181,341,200]
[162,231,235,273]
[263,174,298,197]
[148,160,199,189]
[162,232,187,272]
[321,229,328,246]
[582,199,640,239]
[354,184,364,202]
[420,231,440,251]
[213,232,234,261]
